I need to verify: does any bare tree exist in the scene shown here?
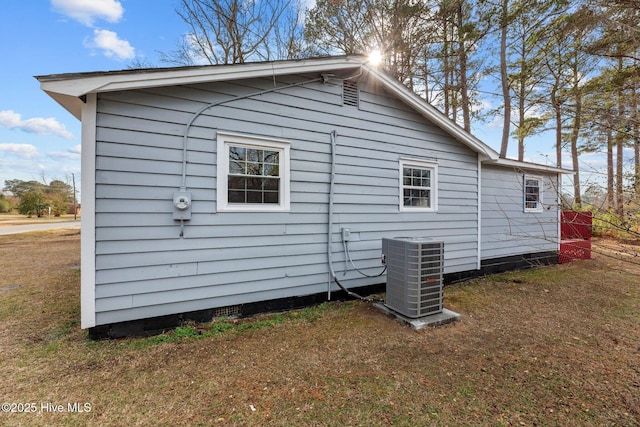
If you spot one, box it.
[305,0,438,87]
[163,0,298,65]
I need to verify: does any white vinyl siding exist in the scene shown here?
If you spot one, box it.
[481,166,558,260]
[91,75,480,326]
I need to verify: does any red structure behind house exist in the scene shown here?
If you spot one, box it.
[559,211,592,263]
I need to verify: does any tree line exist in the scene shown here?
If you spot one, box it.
[158,0,638,221]
[1,179,76,217]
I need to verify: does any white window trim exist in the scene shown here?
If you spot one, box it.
[217,131,291,212]
[399,158,438,212]
[524,174,544,213]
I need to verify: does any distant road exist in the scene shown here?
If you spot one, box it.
[0,221,81,236]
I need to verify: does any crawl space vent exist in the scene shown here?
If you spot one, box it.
[343,80,359,107]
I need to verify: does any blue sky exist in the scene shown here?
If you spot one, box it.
[0,0,184,197]
[1,0,608,201]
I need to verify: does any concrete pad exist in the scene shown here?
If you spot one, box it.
[374,303,461,330]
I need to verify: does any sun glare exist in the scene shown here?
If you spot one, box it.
[368,50,382,66]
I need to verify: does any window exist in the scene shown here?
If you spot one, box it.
[399,159,438,212]
[217,132,290,212]
[524,175,543,212]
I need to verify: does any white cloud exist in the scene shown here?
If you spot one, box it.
[86,29,135,60]
[0,143,40,159]
[51,0,124,26]
[0,110,74,139]
[181,33,215,66]
[48,143,82,160]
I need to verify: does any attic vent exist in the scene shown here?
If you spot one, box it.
[342,80,359,107]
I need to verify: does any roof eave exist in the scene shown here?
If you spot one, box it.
[43,91,84,120]
[484,157,573,174]
[36,56,367,120]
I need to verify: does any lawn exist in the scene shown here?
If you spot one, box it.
[0,213,79,226]
[0,230,638,426]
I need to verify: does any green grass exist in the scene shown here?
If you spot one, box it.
[122,304,334,349]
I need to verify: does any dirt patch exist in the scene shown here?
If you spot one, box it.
[0,231,638,426]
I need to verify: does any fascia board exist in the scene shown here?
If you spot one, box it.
[37,57,365,98]
[484,157,574,174]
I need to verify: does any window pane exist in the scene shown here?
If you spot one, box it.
[247,148,260,162]
[246,177,263,190]
[229,146,245,161]
[228,176,246,190]
[264,191,279,204]
[403,167,431,189]
[404,188,430,208]
[263,177,279,191]
[226,143,282,206]
[229,160,244,174]
[246,162,260,176]
[228,190,245,203]
[401,164,434,209]
[263,163,279,176]
[524,177,541,210]
[263,151,279,164]
[247,190,263,203]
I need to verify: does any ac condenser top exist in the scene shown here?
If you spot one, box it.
[382,237,444,318]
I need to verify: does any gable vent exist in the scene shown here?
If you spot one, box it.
[342,80,359,107]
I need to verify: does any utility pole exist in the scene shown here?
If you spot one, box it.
[72,173,77,221]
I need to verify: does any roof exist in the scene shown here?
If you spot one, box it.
[36,56,364,119]
[37,55,573,174]
[37,55,503,161]
[485,158,572,174]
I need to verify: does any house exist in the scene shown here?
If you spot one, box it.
[37,55,567,337]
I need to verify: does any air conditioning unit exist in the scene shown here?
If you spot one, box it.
[382,237,444,318]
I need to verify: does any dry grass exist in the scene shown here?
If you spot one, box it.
[0,214,79,227]
[0,230,638,426]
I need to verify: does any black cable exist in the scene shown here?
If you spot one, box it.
[332,275,384,303]
[342,240,388,278]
